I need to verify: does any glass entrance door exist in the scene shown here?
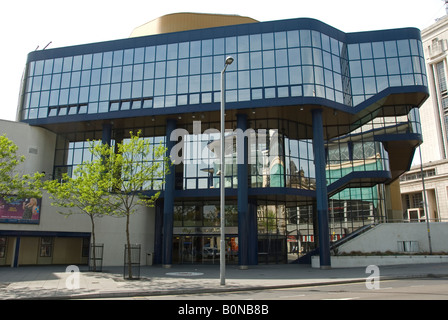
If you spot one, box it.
[203,236,219,264]
[173,235,238,264]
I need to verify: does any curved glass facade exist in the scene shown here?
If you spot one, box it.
[18,17,429,265]
[20,19,427,121]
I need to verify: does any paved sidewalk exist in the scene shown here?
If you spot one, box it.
[1,262,447,300]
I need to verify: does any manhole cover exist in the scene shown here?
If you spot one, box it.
[165,272,204,277]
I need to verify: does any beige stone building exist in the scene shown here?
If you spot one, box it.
[399,14,448,223]
[418,15,448,163]
[400,159,448,222]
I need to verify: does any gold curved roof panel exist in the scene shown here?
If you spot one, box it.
[130,12,259,37]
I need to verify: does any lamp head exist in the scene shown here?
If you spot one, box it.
[225,56,234,65]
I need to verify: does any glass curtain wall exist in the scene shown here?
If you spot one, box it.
[52,108,421,262]
[21,27,427,121]
[171,118,316,191]
[53,125,166,186]
[172,201,238,264]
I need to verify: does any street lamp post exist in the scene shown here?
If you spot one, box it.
[220,56,234,286]
[418,145,432,254]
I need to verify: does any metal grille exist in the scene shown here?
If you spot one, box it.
[123,244,141,280]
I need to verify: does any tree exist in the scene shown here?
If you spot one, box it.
[103,131,170,279]
[44,141,119,271]
[0,134,44,201]
[45,131,169,278]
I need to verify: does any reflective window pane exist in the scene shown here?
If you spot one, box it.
[311,31,321,48]
[202,40,212,56]
[348,44,360,60]
[167,43,178,60]
[43,60,53,74]
[387,58,400,75]
[385,41,398,57]
[53,58,63,73]
[399,57,413,74]
[301,48,312,65]
[362,60,375,77]
[121,82,131,98]
[113,50,123,66]
[350,60,362,77]
[133,64,144,80]
[397,40,410,56]
[262,33,274,50]
[287,31,299,48]
[213,38,224,55]
[250,34,261,51]
[263,51,275,68]
[276,68,289,86]
[145,46,156,62]
[360,43,373,59]
[226,37,237,53]
[250,52,262,69]
[263,69,275,86]
[238,71,250,88]
[374,59,387,76]
[134,48,145,64]
[275,32,287,49]
[72,56,82,71]
[156,45,167,61]
[201,74,212,92]
[190,41,201,57]
[202,56,212,73]
[124,49,134,65]
[238,35,249,52]
[300,30,311,46]
[288,48,300,66]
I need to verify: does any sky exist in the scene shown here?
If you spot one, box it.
[0,0,446,122]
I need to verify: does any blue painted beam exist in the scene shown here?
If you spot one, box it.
[312,109,331,269]
[237,113,249,266]
[162,118,176,267]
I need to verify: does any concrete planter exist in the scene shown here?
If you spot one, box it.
[311,255,448,268]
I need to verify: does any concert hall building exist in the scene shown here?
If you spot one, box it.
[0,13,428,267]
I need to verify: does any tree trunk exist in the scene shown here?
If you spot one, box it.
[90,215,97,272]
[126,214,132,279]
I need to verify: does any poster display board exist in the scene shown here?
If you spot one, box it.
[0,197,41,224]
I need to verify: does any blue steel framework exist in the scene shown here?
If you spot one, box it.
[18,17,428,267]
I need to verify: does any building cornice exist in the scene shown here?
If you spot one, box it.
[422,15,448,40]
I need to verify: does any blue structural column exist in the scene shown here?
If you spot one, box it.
[13,237,21,267]
[248,199,258,265]
[162,118,176,267]
[237,114,249,267]
[102,122,112,145]
[311,109,331,269]
[153,201,164,265]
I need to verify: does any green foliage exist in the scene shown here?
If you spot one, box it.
[105,130,170,279]
[44,130,171,277]
[44,141,119,218]
[43,141,120,271]
[44,131,170,217]
[0,135,44,201]
[105,130,170,217]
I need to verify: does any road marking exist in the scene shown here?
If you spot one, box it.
[323,297,359,300]
[281,294,306,298]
